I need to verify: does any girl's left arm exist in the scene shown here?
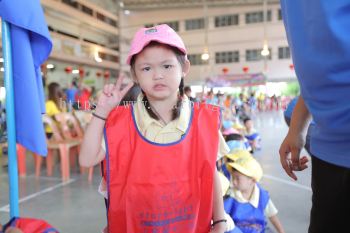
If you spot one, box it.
[210,169,226,233]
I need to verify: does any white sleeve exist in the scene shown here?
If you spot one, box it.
[98,178,108,199]
[225,212,236,231]
[98,140,107,199]
[264,199,278,217]
[218,130,229,160]
[101,137,106,152]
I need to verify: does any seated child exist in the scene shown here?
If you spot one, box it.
[224,153,285,233]
[222,119,234,132]
[223,128,251,153]
[242,117,261,152]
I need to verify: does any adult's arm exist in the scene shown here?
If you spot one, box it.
[279,95,311,180]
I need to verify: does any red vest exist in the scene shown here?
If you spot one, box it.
[104,103,220,233]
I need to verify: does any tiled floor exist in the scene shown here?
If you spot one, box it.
[0,110,312,232]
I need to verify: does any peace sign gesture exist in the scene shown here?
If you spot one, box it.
[95,74,134,118]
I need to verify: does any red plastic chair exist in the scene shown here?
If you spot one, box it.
[34,115,81,181]
[1,142,27,177]
[54,112,84,140]
[73,111,95,181]
[55,112,94,181]
[73,110,92,131]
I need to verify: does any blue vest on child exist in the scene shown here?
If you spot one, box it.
[245,133,260,141]
[224,184,269,233]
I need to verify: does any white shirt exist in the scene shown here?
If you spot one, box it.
[227,184,278,218]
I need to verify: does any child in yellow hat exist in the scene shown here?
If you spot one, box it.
[224,152,285,233]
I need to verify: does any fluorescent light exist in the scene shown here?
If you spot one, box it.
[261,44,270,57]
[124,10,130,15]
[119,2,124,8]
[94,51,103,63]
[201,53,209,61]
[0,67,4,72]
[72,69,79,74]
[0,58,3,63]
[46,64,55,69]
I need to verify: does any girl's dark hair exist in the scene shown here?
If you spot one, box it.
[243,117,252,125]
[130,41,187,122]
[48,82,63,111]
[119,83,141,106]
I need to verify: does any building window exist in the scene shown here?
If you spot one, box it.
[215,51,239,64]
[159,21,179,31]
[215,14,239,27]
[246,49,260,61]
[144,23,154,28]
[188,54,208,65]
[145,22,179,31]
[185,18,205,30]
[96,12,106,22]
[245,10,272,24]
[95,13,117,28]
[81,5,93,16]
[61,1,118,28]
[105,18,117,27]
[62,0,78,8]
[246,48,272,61]
[278,47,290,59]
[278,9,283,20]
[100,52,119,63]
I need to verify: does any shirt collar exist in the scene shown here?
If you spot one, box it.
[134,94,160,135]
[229,184,260,208]
[134,94,190,134]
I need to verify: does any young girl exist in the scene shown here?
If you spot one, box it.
[45,82,65,137]
[46,82,64,117]
[79,24,229,233]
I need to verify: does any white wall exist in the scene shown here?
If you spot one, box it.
[119,3,296,85]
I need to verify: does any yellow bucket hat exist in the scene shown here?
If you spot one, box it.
[233,122,245,130]
[225,149,252,163]
[226,155,263,182]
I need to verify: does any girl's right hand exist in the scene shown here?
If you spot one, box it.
[95,74,134,117]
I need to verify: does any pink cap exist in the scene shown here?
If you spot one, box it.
[126,24,187,65]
